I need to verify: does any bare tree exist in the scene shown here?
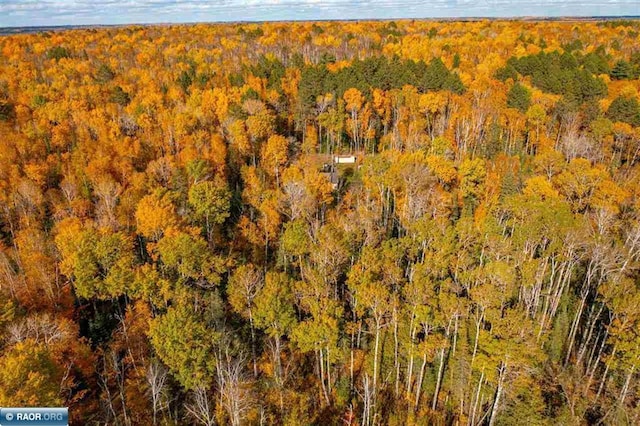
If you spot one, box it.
[282,180,307,221]
[185,386,216,426]
[5,313,70,346]
[146,359,168,426]
[92,177,123,229]
[357,373,375,426]
[229,264,264,378]
[216,349,253,426]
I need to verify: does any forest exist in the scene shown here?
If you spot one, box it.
[0,19,639,425]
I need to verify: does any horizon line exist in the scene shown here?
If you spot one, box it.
[1,15,639,31]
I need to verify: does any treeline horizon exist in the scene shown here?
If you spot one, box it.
[0,19,639,425]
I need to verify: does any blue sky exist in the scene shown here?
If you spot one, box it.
[0,0,638,27]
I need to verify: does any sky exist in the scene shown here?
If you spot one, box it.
[0,0,639,27]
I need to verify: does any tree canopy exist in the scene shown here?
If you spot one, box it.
[0,18,639,425]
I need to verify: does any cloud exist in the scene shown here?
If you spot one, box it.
[0,0,638,27]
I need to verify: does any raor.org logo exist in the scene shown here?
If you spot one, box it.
[0,408,68,425]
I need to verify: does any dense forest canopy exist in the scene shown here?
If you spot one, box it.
[0,19,640,425]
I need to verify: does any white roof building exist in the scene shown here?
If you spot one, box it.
[334,155,356,164]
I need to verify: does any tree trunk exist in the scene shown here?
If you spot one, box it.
[432,347,446,410]
[469,368,484,426]
[394,309,400,398]
[617,364,635,406]
[488,361,506,426]
[318,349,329,405]
[576,302,604,367]
[565,290,587,365]
[406,314,416,400]
[414,352,427,411]
[326,347,332,395]
[595,344,616,402]
[373,320,380,392]
[249,312,258,378]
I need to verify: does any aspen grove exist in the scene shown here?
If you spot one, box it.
[0,19,640,425]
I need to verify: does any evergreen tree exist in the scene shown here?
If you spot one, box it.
[610,60,634,80]
[507,83,531,112]
[607,95,640,126]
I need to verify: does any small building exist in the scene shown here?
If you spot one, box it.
[334,155,356,164]
[320,163,340,190]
